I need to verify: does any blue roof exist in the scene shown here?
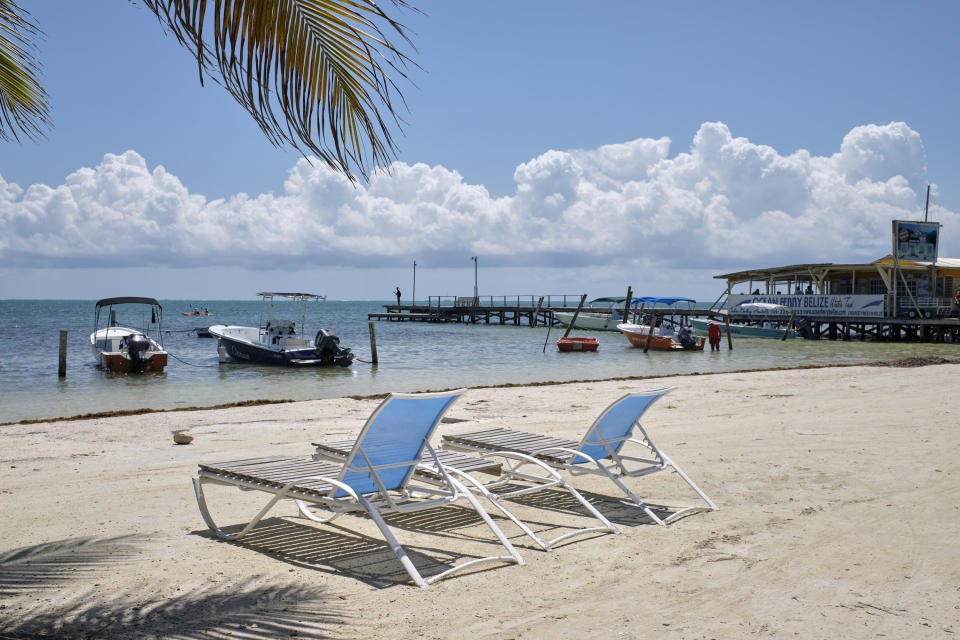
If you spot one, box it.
[631,296,697,306]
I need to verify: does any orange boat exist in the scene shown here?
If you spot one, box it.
[617,322,705,351]
[556,336,599,352]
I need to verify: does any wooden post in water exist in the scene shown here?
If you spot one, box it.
[58,330,68,377]
[643,312,656,353]
[367,322,379,364]
[562,294,588,339]
[724,313,733,350]
[623,286,633,323]
[532,296,544,327]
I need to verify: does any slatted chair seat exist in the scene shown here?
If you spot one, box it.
[312,440,502,482]
[442,429,578,465]
[199,456,341,497]
[443,388,718,526]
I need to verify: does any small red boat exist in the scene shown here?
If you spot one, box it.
[556,337,599,352]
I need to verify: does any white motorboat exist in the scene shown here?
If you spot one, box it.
[554,297,629,331]
[208,292,354,367]
[90,297,168,373]
[689,303,797,339]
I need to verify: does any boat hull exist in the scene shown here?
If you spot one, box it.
[689,318,797,339]
[556,337,600,352]
[90,327,168,373]
[210,325,352,367]
[617,324,705,351]
[96,351,168,373]
[553,311,622,332]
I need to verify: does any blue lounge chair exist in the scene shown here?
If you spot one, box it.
[442,388,717,525]
[192,390,523,588]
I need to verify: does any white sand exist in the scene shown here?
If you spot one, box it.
[1,363,958,638]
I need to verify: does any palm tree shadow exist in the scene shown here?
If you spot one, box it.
[0,536,351,639]
[192,517,496,589]
[0,535,146,597]
[1,579,350,639]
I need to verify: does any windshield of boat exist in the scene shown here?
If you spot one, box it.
[257,293,325,337]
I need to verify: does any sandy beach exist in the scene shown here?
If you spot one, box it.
[1,362,958,639]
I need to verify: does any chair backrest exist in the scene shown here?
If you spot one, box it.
[576,388,673,462]
[337,389,464,497]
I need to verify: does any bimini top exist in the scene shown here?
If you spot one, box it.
[589,296,628,303]
[95,296,161,308]
[256,292,327,301]
[631,296,697,306]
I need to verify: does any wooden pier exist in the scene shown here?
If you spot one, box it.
[368,295,577,326]
[369,295,960,344]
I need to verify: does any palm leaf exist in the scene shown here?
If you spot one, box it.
[0,0,51,142]
[143,0,416,180]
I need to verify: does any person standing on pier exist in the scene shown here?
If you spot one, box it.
[394,287,402,306]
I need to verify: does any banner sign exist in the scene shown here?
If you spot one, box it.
[892,220,940,261]
[727,294,885,318]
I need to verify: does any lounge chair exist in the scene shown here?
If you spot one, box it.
[442,387,717,526]
[314,434,619,551]
[192,390,523,588]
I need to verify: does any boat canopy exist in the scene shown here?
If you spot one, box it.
[94,296,161,309]
[589,296,628,303]
[631,296,697,306]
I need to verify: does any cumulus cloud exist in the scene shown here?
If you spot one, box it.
[1,122,955,273]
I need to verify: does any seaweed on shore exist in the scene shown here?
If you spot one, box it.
[0,398,294,428]
[4,357,957,428]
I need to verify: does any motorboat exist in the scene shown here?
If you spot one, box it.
[689,302,797,339]
[556,336,600,352]
[554,297,628,331]
[617,296,704,351]
[208,292,354,367]
[617,321,705,350]
[90,297,168,373]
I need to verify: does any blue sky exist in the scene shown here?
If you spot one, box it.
[1,0,958,300]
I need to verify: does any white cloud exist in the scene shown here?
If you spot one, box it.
[1,122,955,278]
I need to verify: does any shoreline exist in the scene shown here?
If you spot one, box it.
[1,361,957,638]
[4,355,954,427]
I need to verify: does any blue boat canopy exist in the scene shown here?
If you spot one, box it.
[631,296,697,306]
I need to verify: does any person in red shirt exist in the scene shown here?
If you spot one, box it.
[708,322,722,351]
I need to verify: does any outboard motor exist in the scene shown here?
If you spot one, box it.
[126,333,152,371]
[796,317,812,339]
[314,329,355,367]
[677,326,698,350]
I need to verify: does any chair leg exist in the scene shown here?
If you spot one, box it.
[582,464,670,526]
[351,486,523,588]
[193,476,287,540]
[488,453,620,547]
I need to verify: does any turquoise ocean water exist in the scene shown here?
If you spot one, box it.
[2,298,958,423]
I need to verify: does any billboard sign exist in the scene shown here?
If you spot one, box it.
[893,220,940,261]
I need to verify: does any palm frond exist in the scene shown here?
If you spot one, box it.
[0,0,51,142]
[143,0,417,181]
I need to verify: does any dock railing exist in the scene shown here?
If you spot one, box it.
[427,295,583,309]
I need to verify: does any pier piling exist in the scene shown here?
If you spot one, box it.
[58,330,67,377]
[367,322,379,364]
